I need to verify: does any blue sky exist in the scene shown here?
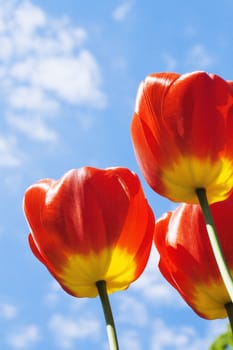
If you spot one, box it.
[0,0,232,349]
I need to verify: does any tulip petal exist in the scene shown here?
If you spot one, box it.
[23,166,155,298]
[155,194,233,319]
[131,71,233,204]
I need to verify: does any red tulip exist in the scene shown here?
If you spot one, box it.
[154,194,233,319]
[131,71,233,204]
[23,167,155,298]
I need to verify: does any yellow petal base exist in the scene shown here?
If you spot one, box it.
[192,279,231,319]
[58,247,137,297]
[162,156,233,204]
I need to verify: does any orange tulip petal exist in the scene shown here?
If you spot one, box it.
[131,71,233,204]
[24,166,155,298]
[155,194,233,319]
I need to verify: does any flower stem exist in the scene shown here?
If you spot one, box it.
[96,280,119,350]
[225,302,233,334]
[196,188,233,303]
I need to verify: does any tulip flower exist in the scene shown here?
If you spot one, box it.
[23,166,155,298]
[23,166,155,350]
[131,71,233,204]
[154,193,233,320]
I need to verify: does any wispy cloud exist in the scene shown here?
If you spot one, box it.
[120,330,142,350]
[151,319,196,350]
[150,318,227,350]
[44,281,62,307]
[162,44,215,72]
[0,135,23,167]
[48,313,101,348]
[6,324,40,349]
[162,53,177,71]
[132,248,183,307]
[7,86,59,113]
[113,1,133,22]
[116,294,148,326]
[0,0,106,153]
[7,113,57,142]
[0,302,18,320]
[185,44,215,69]
[8,51,106,107]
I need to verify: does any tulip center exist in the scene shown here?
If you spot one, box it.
[58,247,137,298]
[161,156,233,204]
[193,279,231,319]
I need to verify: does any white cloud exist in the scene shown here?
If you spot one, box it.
[76,112,97,131]
[0,1,86,58]
[7,86,59,112]
[7,114,58,142]
[120,330,142,350]
[205,320,229,348]
[151,320,195,350]
[161,44,215,72]
[116,294,148,326]
[185,44,214,69]
[183,25,198,39]
[0,302,18,320]
[49,313,101,348]
[9,51,106,108]
[0,0,106,149]
[13,0,46,32]
[44,281,89,312]
[0,226,4,237]
[7,324,40,349]
[113,1,133,21]
[0,135,23,167]
[162,53,177,71]
[44,281,62,307]
[150,318,227,350]
[132,248,183,307]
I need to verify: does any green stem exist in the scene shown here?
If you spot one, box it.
[225,302,233,334]
[196,188,233,303]
[96,280,119,350]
